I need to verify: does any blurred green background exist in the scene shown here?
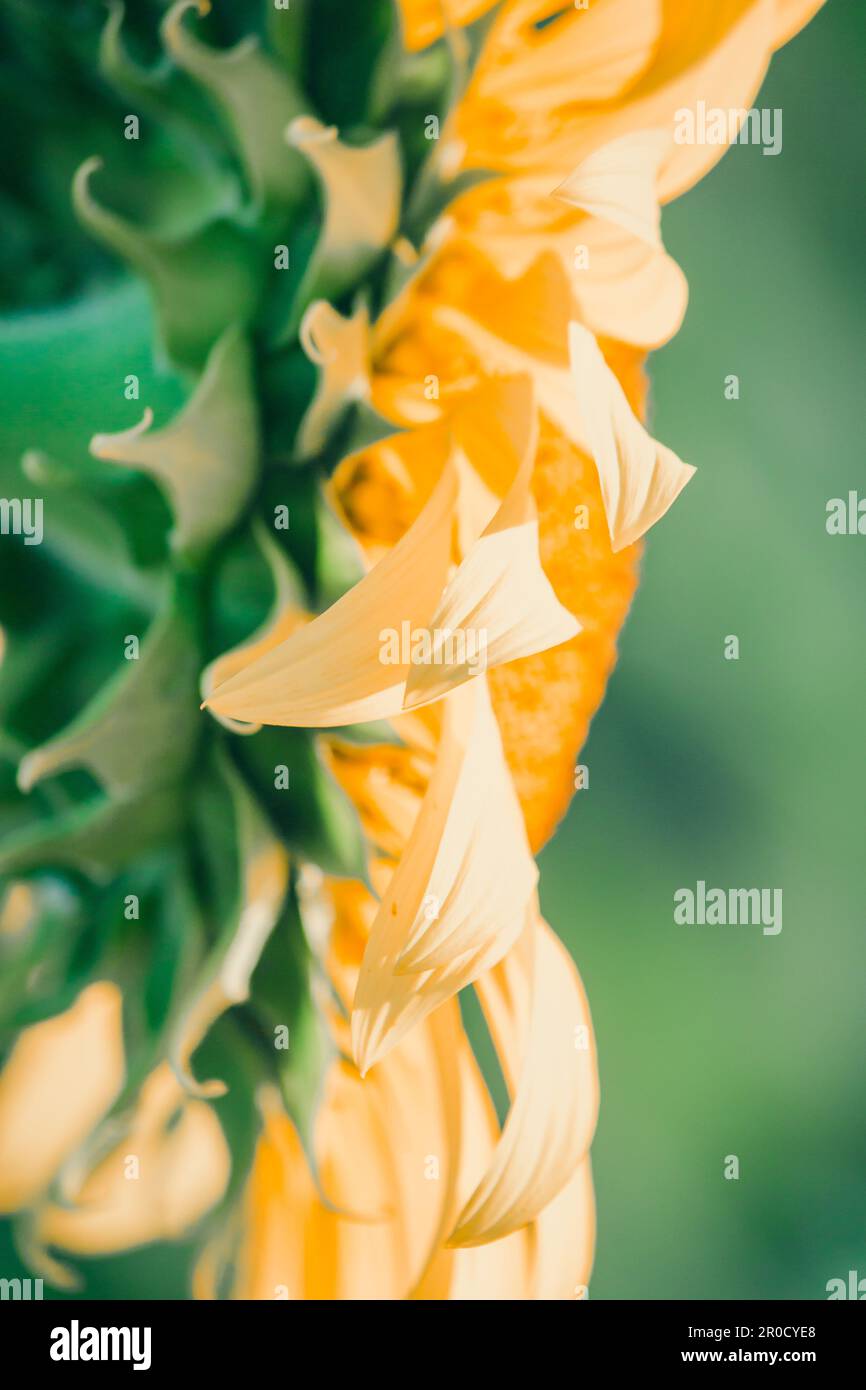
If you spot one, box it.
[541,0,866,1300]
[1,1,862,1300]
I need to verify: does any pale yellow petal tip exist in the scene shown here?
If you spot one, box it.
[569,321,696,550]
[89,407,153,460]
[169,1057,228,1102]
[16,752,40,794]
[350,1011,391,1080]
[163,0,210,48]
[286,116,338,149]
[608,458,697,551]
[553,128,672,250]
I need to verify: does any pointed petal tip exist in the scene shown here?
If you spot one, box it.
[16,755,37,794]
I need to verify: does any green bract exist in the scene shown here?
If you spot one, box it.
[0,0,494,1286]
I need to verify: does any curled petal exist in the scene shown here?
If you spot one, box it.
[569,321,695,551]
[352,678,537,1073]
[448,911,598,1246]
[404,377,579,707]
[284,117,402,330]
[204,462,456,728]
[554,129,672,249]
[297,300,371,457]
[36,1063,230,1255]
[0,984,124,1214]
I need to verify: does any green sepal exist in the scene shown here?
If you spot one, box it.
[89,326,261,558]
[73,157,263,372]
[250,887,334,1171]
[276,120,403,342]
[99,1,229,170]
[17,579,201,801]
[166,750,289,1099]
[0,784,187,883]
[313,487,366,609]
[162,0,310,217]
[231,729,368,882]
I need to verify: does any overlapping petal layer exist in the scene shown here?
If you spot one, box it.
[352,678,538,1073]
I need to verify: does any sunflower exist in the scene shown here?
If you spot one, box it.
[0,0,823,1299]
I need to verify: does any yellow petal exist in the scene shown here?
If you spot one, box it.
[0,983,124,1213]
[413,1004,535,1300]
[396,0,498,52]
[572,214,688,350]
[201,521,307,736]
[297,300,370,458]
[458,0,783,200]
[38,1063,229,1255]
[223,1004,466,1299]
[531,1157,596,1299]
[204,461,457,728]
[550,131,689,349]
[320,735,431,859]
[433,304,578,441]
[476,0,662,113]
[404,378,580,707]
[486,408,642,853]
[448,911,598,1246]
[569,320,695,551]
[286,116,401,311]
[451,174,687,350]
[773,0,826,47]
[352,678,537,1072]
[554,129,672,249]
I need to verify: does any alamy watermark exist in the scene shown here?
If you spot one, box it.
[379,621,488,675]
[674,102,783,157]
[674,880,783,936]
[0,497,43,545]
[0,1276,43,1299]
[50,1320,151,1371]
